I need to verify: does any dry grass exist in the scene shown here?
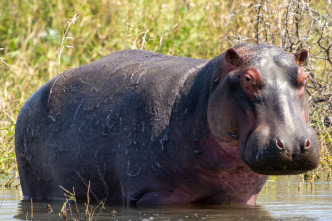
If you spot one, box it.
[0,0,331,175]
[20,182,105,221]
[59,182,105,221]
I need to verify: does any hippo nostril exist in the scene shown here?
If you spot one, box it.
[304,138,310,150]
[275,139,284,150]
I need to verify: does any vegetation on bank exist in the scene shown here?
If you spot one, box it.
[0,0,331,175]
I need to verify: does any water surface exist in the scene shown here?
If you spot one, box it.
[1,172,331,220]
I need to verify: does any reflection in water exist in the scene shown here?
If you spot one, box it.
[17,201,274,220]
[1,172,332,220]
[0,179,21,221]
[257,173,332,221]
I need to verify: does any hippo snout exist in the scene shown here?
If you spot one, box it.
[243,124,320,175]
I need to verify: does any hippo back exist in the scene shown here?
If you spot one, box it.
[15,50,208,201]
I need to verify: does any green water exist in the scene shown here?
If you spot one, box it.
[1,172,331,220]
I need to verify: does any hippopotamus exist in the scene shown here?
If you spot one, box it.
[15,43,320,205]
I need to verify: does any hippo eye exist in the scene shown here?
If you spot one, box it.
[245,76,251,81]
[213,76,220,84]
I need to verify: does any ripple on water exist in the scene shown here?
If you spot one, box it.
[0,173,331,221]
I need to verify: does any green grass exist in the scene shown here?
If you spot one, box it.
[0,0,331,175]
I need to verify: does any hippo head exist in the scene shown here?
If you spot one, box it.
[207,44,320,175]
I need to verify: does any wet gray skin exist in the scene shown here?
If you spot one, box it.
[207,44,319,175]
[15,43,319,204]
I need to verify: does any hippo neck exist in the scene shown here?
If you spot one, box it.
[170,52,236,138]
[170,56,246,167]
[179,54,226,123]
[190,55,255,169]
[171,59,215,134]
[199,132,247,169]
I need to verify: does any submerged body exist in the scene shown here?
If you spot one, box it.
[15,44,319,204]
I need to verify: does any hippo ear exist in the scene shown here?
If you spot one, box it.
[225,48,242,66]
[294,49,308,66]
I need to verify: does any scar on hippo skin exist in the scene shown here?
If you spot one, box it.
[213,76,220,85]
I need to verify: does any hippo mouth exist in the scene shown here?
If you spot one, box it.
[241,125,320,175]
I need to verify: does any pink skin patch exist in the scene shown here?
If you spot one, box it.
[240,68,263,100]
[297,67,309,122]
[297,68,307,97]
[247,194,259,205]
